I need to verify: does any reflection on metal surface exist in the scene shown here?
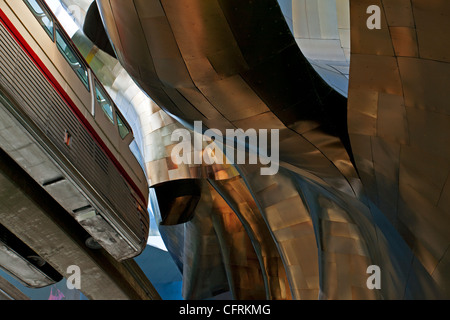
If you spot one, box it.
[92,0,360,300]
[83,2,115,57]
[209,177,292,300]
[73,22,239,188]
[94,0,353,161]
[63,0,450,299]
[348,0,450,298]
[177,180,230,300]
[278,0,350,96]
[154,179,201,225]
[208,183,268,300]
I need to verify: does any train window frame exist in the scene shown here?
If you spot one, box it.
[55,25,90,91]
[94,80,115,124]
[116,112,130,139]
[23,0,55,41]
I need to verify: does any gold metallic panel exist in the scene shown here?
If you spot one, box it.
[85,0,450,300]
[209,177,293,300]
[208,184,267,299]
[348,0,450,298]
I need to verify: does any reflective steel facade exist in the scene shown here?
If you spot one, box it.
[84,0,450,300]
[0,0,446,300]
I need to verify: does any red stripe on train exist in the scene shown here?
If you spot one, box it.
[0,9,147,205]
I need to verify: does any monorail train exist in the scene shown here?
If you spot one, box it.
[0,0,150,268]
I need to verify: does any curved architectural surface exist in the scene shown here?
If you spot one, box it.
[93,0,363,300]
[95,0,358,193]
[278,0,351,96]
[85,0,450,300]
[10,0,442,300]
[54,4,240,299]
[348,0,450,298]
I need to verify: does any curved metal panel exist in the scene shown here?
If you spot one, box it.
[348,0,450,298]
[82,0,450,300]
[278,0,350,97]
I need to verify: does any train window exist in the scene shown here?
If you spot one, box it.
[23,0,54,40]
[55,27,90,90]
[116,113,130,139]
[94,82,114,124]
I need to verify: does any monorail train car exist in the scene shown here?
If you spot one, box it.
[0,0,150,264]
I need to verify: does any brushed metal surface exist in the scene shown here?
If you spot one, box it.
[348,0,450,298]
[70,0,450,299]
